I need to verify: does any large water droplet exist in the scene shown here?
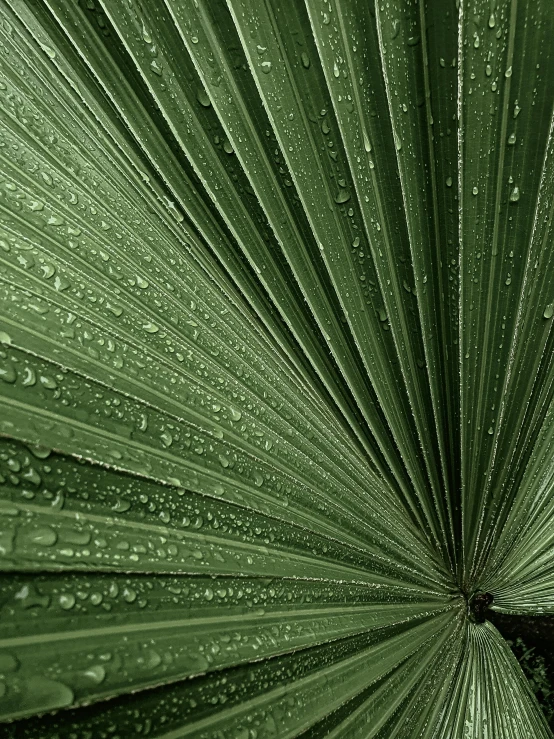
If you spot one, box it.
[334,189,351,204]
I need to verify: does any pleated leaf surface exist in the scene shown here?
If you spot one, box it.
[0,0,553,737]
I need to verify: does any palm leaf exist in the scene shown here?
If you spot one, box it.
[1,0,553,736]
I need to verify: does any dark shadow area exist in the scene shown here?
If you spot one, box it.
[489,610,554,729]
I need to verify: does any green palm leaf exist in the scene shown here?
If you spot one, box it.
[1,0,553,736]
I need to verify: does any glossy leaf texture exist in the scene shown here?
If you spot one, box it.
[0,0,553,737]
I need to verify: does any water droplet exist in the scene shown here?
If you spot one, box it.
[504,66,512,78]
[150,60,163,77]
[22,677,74,713]
[472,186,479,196]
[488,13,496,28]
[334,188,351,204]
[142,23,152,44]
[83,665,106,684]
[0,529,15,556]
[333,61,339,78]
[543,304,553,319]
[112,498,131,513]
[301,52,310,69]
[143,322,159,333]
[197,88,211,107]
[59,593,76,610]
[230,408,242,422]
[161,432,173,448]
[0,360,17,384]
[446,176,453,187]
[41,263,56,279]
[0,331,12,345]
[509,186,520,202]
[362,130,372,153]
[145,650,162,669]
[41,44,57,60]
[260,61,272,74]
[24,525,57,547]
[507,132,516,145]
[123,587,137,603]
[40,375,57,390]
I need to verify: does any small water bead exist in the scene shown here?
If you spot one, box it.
[543,304,554,319]
[123,587,137,603]
[150,60,163,77]
[0,360,17,384]
[112,498,131,513]
[41,44,57,60]
[143,322,159,333]
[59,593,76,610]
[260,61,272,74]
[83,665,106,684]
[509,186,520,202]
[196,88,211,107]
[142,23,152,44]
[301,52,310,69]
[507,132,516,145]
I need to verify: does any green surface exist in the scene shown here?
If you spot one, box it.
[0,0,553,736]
